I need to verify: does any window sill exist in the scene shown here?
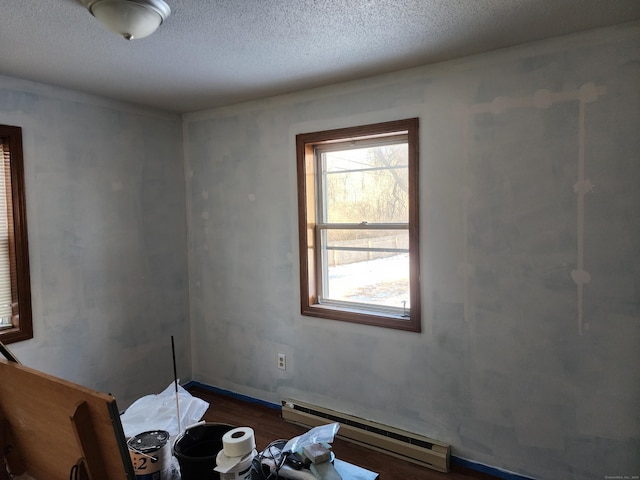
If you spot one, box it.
[302,303,420,332]
[0,326,32,344]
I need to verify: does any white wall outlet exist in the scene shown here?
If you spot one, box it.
[277,353,286,370]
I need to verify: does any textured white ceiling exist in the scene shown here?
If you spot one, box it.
[1,0,638,113]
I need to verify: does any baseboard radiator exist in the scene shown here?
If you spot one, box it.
[281,399,450,473]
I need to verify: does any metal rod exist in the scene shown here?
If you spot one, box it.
[171,335,181,435]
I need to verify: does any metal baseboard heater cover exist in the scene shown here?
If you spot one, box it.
[281,399,450,473]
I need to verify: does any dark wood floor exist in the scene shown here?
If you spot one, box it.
[188,386,497,480]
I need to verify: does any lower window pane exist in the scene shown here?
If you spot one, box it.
[322,229,409,309]
[326,253,409,309]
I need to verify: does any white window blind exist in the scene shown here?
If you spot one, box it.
[0,141,13,328]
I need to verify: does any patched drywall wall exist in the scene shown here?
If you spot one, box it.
[0,77,190,408]
[185,24,640,479]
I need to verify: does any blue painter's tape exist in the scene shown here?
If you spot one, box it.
[451,456,537,480]
[184,381,281,410]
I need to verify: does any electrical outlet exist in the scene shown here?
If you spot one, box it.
[277,353,286,370]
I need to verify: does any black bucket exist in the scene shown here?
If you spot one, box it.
[173,423,235,480]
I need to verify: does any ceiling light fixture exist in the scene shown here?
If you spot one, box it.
[81,0,171,40]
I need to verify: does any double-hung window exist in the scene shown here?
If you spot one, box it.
[0,125,32,344]
[296,118,420,331]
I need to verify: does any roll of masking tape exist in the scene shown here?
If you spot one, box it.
[222,427,256,458]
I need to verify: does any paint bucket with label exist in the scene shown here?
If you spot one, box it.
[214,427,256,480]
[127,430,170,480]
[215,450,255,480]
[173,423,235,480]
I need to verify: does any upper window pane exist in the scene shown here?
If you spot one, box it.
[320,143,408,224]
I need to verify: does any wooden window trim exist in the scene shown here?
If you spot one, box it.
[0,125,33,344]
[296,118,421,332]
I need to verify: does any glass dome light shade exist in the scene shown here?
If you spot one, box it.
[88,0,170,40]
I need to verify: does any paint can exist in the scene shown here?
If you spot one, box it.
[215,449,255,480]
[127,430,171,480]
[213,427,256,480]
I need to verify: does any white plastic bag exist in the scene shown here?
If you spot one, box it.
[282,422,340,454]
[120,381,209,438]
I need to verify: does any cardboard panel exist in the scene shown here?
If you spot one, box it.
[0,359,134,480]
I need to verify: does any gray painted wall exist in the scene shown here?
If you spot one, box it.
[0,76,191,408]
[184,24,639,479]
[0,21,636,480]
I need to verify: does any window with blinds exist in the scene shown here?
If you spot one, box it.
[0,140,15,329]
[0,125,32,344]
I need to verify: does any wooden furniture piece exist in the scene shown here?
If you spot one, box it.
[0,359,134,480]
